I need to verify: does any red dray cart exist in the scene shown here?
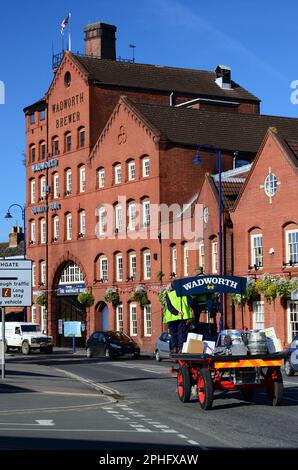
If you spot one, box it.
[170,352,286,410]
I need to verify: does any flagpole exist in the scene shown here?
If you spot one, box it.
[68,12,72,51]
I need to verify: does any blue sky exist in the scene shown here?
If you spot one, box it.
[0,0,298,241]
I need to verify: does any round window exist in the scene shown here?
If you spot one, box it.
[203,207,209,224]
[64,71,71,87]
[264,173,277,198]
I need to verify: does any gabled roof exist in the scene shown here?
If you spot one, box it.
[128,100,298,153]
[73,54,260,102]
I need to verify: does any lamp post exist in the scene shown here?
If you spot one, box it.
[193,145,223,331]
[5,204,26,321]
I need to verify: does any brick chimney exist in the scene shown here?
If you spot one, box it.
[9,226,23,248]
[84,22,117,59]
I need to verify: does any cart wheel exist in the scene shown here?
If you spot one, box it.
[177,366,191,403]
[266,369,283,406]
[241,388,255,402]
[197,369,213,410]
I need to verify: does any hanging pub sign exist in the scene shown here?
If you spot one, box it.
[172,275,247,297]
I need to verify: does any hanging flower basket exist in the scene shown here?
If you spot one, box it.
[104,287,120,306]
[35,294,48,307]
[130,285,149,306]
[77,292,95,307]
[158,285,171,308]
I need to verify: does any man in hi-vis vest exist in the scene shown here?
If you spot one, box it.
[163,287,193,353]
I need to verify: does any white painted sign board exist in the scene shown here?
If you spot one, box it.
[0,260,32,307]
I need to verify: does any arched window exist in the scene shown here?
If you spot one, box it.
[128,201,136,231]
[142,197,150,227]
[183,242,189,276]
[115,203,123,233]
[30,179,36,204]
[79,210,86,238]
[39,141,46,160]
[114,163,122,184]
[99,255,108,282]
[143,249,151,280]
[171,244,177,276]
[29,144,36,163]
[65,132,72,153]
[79,165,86,193]
[39,176,46,200]
[116,305,123,332]
[32,262,36,287]
[65,169,72,195]
[59,262,84,284]
[249,228,263,269]
[143,304,152,337]
[127,159,136,181]
[128,251,137,280]
[52,172,59,199]
[52,136,59,156]
[65,213,72,240]
[53,215,59,241]
[97,167,105,188]
[78,127,86,148]
[40,218,46,244]
[115,253,123,282]
[141,156,150,177]
[40,260,46,286]
[211,238,218,274]
[29,220,36,244]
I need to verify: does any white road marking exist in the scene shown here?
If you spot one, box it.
[136,428,152,433]
[0,428,155,433]
[35,420,55,426]
[0,402,109,415]
[161,429,178,433]
[153,424,169,429]
[178,434,187,439]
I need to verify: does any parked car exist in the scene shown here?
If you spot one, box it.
[0,322,53,355]
[154,332,171,361]
[86,331,140,359]
[284,335,298,376]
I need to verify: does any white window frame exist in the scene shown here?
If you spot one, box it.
[287,301,298,343]
[79,166,86,193]
[253,301,264,329]
[142,158,150,177]
[143,251,151,280]
[31,305,37,323]
[40,176,46,199]
[116,305,123,332]
[128,203,136,231]
[115,205,123,233]
[128,161,136,181]
[40,261,46,285]
[65,132,72,152]
[183,243,189,277]
[99,207,106,237]
[32,263,36,287]
[66,170,72,194]
[41,305,47,334]
[130,303,138,336]
[114,164,122,184]
[143,304,152,337]
[100,256,108,282]
[286,229,298,265]
[211,240,218,274]
[53,216,59,240]
[53,173,59,199]
[52,138,59,156]
[59,263,84,284]
[40,219,46,244]
[116,254,123,282]
[30,221,36,243]
[80,211,86,237]
[129,252,137,279]
[251,234,263,268]
[30,180,36,204]
[142,200,150,227]
[199,243,205,271]
[66,214,72,240]
[98,168,105,188]
[171,245,177,275]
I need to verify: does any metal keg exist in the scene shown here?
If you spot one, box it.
[247,330,267,355]
[219,329,245,346]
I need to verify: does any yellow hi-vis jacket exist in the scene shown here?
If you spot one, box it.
[163,290,193,324]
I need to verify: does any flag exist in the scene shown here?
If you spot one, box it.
[60,14,70,35]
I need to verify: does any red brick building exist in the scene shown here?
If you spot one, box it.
[24,21,298,350]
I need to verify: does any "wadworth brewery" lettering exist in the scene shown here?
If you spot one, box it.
[52,92,84,129]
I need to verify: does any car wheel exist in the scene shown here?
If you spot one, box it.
[155,349,161,362]
[86,347,92,358]
[285,359,295,376]
[21,341,30,355]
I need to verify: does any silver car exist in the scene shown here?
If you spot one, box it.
[154,332,171,361]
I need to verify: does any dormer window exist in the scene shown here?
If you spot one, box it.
[215,65,232,90]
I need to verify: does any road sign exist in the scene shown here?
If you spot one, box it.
[0,260,32,307]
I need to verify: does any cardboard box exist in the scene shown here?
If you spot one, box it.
[186,339,204,354]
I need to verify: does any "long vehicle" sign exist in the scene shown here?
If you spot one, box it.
[173,275,247,297]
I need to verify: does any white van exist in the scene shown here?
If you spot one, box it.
[0,322,53,355]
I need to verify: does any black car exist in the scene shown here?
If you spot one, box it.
[284,335,298,376]
[86,331,140,359]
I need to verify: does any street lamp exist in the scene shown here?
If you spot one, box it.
[5,204,26,321]
[193,145,223,331]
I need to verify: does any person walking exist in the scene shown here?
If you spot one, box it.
[163,287,193,353]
